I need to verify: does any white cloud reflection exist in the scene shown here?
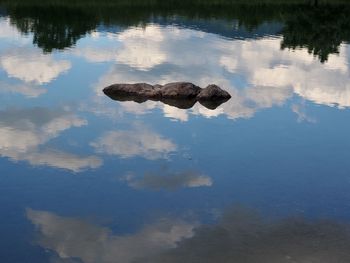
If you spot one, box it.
[0,49,71,85]
[0,17,31,42]
[0,20,349,120]
[78,25,350,121]
[91,125,177,160]
[27,208,195,263]
[0,81,46,98]
[23,150,102,172]
[292,103,316,123]
[74,26,205,70]
[27,207,350,263]
[0,108,102,172]
[0,20,70,97]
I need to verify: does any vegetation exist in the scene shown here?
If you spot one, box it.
[1,0,350,61]
[0,0,348,6]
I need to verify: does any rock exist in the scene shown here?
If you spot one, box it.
[197,84,231,109]
[103,93,149,104]
[161,82,201,99]
[103,83,161,100]
[103,82,231,110]
[197,84,232,100]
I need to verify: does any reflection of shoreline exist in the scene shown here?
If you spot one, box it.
[3,3,350,63]
[27,206,350,263]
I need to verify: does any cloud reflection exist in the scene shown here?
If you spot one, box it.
[91,126,177,160]
[82,25,350,121]
[0,81,46,98]
[0,17,31,42]
[0,107,102,172]
[0,48,71,84]
[27,206,350,263]
[0,20,71,98]
[27,208,195,263]
[123,169,212,191]
[145,207,350,263]
[292,103,316,123]
[23,150,102,173]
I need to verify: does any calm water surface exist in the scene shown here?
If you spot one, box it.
[1,3,350,262]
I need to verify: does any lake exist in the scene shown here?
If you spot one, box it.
[1,1,350,262]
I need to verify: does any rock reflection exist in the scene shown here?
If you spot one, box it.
[123,168,212,191]
[103,89,197,110]
[27,206,350,263]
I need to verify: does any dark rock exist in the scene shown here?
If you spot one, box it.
[103,83,161,99]
[103,93,149,104]
[161,82,201,99]
[103,82,231,111]
[197,84,232,100]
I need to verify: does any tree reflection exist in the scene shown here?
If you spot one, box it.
[281,5,350,62]
[8,6,97,52]
[3,2,350,62]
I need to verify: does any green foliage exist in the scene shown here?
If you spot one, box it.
[1,0,349,7]
[1,0,350,62]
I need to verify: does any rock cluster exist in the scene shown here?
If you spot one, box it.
[103,82,231,110]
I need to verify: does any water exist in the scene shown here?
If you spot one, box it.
[1,2,350,262]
